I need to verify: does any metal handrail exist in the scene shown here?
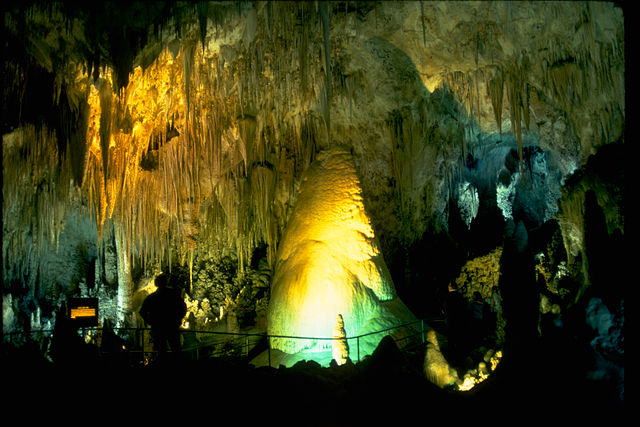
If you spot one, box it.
[3,318,436,367]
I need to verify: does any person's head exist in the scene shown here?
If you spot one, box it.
[155,273,168,289]
[473,291,482,301]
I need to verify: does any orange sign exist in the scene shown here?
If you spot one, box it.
[68,298,99,327]
[70,306,96,319]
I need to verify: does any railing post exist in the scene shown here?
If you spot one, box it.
[421,319,425,344]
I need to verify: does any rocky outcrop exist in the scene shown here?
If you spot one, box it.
[455,247,503,300]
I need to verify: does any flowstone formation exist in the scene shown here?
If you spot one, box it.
[267,148,414,356]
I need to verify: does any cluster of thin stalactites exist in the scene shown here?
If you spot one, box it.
[3,2,624,290]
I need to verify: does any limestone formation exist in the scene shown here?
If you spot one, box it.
[332,314,350,366]
[267,147,404,355]
[424,330,461,389]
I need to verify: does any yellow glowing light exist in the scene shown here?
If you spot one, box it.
[80,46,198,263]
[457,350,503,391]
[490,350,502,371]
[458,376,478,392]
[267,148,405,357]
[84,329,94,344]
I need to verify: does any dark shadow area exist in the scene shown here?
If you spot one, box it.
[2,329,623,421]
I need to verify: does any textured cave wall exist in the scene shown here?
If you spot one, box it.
[2,2,625,332]
[556,143,625,306]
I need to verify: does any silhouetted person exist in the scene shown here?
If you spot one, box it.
[140,273,187,365]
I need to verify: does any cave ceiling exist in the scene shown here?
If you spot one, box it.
[2,1,626,281]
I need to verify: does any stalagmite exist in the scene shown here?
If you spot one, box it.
[114,220,132,327]
[332,314,349,365]
[424,330,460,389]
[267,147,410,355]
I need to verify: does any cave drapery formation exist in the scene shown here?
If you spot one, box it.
[2,0,624,377]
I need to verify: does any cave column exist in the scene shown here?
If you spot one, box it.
[114,220,133,328]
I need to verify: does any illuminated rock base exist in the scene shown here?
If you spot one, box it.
[267,147,414,356]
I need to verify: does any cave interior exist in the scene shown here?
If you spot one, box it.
[1,0,625,410]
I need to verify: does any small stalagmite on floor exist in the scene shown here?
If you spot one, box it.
[424,329,461,389]
[332,314,350,366]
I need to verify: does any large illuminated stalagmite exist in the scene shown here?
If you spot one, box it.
[267,147,411,355]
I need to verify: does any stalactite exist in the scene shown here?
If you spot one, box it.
[183,40,196,141]
[2,124,74,292]
[420,1,427,47]
[505,60,527,183]
[98,79,113,191]
[319,1,332,144]
[487,66,504,139]
[299,6,310,100]
[196,1,208,54]
[445,71,474,118]
[4,2,624,331]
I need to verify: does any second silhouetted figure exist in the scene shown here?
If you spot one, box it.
[140,273,187,365]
